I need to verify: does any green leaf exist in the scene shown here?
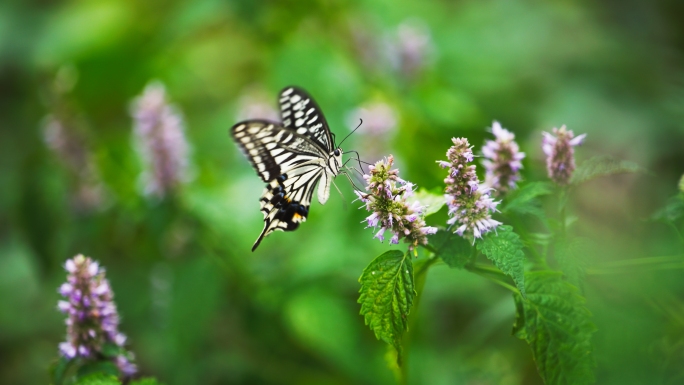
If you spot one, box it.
[476,226,526,296]
[513,271,596,385]
[502,182,553,218]
[50,356,75,385]
[358,250,415,365]
[652,194,684,223]
[408,188,445,217]
[571,155,642,185]
[131,378,165,385]
[76,360,120,380]
[100,342,122,359]
[428,228,472,268]
[74,373,121,385]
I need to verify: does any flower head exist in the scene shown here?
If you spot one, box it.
[439,138,501,242]
[131,82,191,198]
[542,125,586,185]
[356,155,437,251]
[58,254,136,377]
[481,121,525,196]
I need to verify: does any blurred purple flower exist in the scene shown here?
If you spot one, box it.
[234,88,279,122]
[57,254,136,377]
[541,125,586,185]
[346,101,398,163]
[347,102,397,136]
[439,138,501,241]
[356,155,437,252]
[481,121,525,196]
[43,115,107,212]
[386,19,434,79]
[131,82,191,198]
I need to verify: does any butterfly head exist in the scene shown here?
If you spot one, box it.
[328,147,343,175]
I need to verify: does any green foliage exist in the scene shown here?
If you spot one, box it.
[502,182,553,219]
[476,226,526,296]
[571,155,642,185]
[428,228,472,268]
[73,373,120,385]
[77,361,120,379]
[513,271,596,385]
[2,0,683,383]
[50,357,75,385]
[652,194,684,224]
[131,378,165,385]
[358,250,416,365]
[409,188,445,217]
[553,238,591,289]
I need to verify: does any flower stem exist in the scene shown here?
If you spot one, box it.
[399,253,439,384]
[465,263,520,294]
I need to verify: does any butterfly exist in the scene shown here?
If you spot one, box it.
[231,87,344,251]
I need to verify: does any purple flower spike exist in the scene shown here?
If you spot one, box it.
[131,82,191,198]
[438,138,502,242]
[541,125,586,185]
[356,155,437,251]
[57,254,136,377]
[481,121,526,196]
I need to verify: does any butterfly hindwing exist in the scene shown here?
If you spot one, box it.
[279,87,333,153]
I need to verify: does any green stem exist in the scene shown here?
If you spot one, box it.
[559,187,569,238]
[399,253,439,384]
[465,263,520,294]
[509,216,548,268]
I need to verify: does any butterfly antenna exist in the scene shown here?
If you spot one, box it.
[337,119,363,148]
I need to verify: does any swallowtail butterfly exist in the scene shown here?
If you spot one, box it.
[231,87,343,251]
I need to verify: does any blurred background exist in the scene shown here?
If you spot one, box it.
[1,0,684,384]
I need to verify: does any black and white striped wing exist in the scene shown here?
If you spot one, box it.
[279,87,334,153]
[231,120,329,251]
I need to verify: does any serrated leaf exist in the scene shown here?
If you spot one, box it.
[571,155,642,185]
[358,250,415,365]
[513,271,596,385]
[131,378,165,385]
[74,373,121,385]
[477,226,526,296]
[428,228,472,268]
[502,182,553,218]
[408,188,445,217]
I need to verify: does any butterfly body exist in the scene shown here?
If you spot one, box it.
[231,87,343,251]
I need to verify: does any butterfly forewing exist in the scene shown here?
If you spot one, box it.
[279,87,333,153]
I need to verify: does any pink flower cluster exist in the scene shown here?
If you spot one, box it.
[439,138,501,241]
[58,254,136,377]
[131,82,190,198]
[482,121,525,196]
[356,155,437,251]
[542,125,586,185]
